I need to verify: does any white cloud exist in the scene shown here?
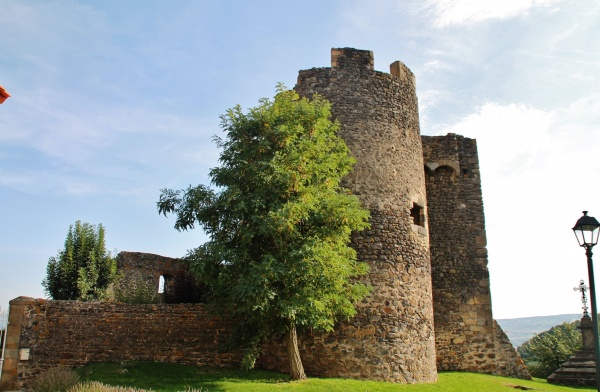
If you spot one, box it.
[0,171,35,188]
[440,103,555,176]
[436,99,600,318]
[422,59,455,72]
[425,0,563,27]
[0,85,220,199]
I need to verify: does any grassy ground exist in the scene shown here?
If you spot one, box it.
[77,362,595,392]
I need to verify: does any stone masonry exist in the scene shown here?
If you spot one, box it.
[116,251,183,293]
[547,316,597,386]
[423,132,528,379]
[422,134,496,372]
[267,47,439,383]
[0,297,241,391]
[263,48,527,381]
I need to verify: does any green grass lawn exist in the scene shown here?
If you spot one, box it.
[77,361,596,392]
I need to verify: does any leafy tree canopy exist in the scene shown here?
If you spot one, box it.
[158,86,371,379]
[42,221,117,301]
[518,321,582,378]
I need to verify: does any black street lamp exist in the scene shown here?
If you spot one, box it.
[573,211,600,390]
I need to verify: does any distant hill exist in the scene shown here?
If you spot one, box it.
[496,314,582,347]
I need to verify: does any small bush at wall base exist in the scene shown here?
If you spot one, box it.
[111,275,163,304]
[29,367,80,392]
[69,381,151,392]
[70,381,208,392]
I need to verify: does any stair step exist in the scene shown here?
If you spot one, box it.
[546,349,598,386]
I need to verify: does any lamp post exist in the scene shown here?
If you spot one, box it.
[573,211,600,390]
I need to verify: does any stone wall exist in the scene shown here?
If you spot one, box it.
[276,47,438,383]
[0,297,241,391]
[116,251,183,293]
[493,320,530,379]
[422,134,529,378]
[422,134,494,372]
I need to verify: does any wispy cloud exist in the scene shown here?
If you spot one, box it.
[0,85,219,198]
[440,103,555,176]
[424,0,563,27]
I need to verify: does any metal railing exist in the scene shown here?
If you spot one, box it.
[0,306,8,383]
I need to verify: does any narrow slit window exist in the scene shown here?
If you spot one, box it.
[158,275,165,293]
[411,203,424,227]
[158,274,174,294]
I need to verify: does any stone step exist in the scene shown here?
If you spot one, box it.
[547,373,597,384]
[560,361,596,369]
[547,377,596,386]
[547,349,598,387]
[550,371,596,377]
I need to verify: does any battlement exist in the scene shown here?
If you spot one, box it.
[390,60,416,88]
[328,48,415,88]
[331,47,374,70]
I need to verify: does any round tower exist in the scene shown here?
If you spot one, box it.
[293,48,437,382]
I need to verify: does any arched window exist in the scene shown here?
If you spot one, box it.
[158,274,173,294]
[158,275,165,293]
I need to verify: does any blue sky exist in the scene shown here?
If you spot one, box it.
[1,0,599,320]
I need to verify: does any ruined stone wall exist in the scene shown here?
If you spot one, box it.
[422,134,493,372]
[0,297,241,391]
[267,47,437,383]
[116,251,183,293]
[493,320,530,379]
[422,134,529,378]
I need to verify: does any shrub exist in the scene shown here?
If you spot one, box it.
[111,275,163,304]
[29,367,80,392]
[68,382,208,392]
[518,321,582,378]
[68,381,149,392]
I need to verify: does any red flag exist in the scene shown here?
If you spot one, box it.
[0,85,10,104]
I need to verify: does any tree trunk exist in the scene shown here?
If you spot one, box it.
[287,322,307,380]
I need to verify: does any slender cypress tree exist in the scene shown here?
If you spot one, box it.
[43,220,117,301]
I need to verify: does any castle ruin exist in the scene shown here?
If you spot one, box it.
[0,48,529,390]
[262,48,528,381]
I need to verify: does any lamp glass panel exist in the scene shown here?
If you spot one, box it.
[574,227,600,246]
[593,227,600,246]
[575,229,586,247]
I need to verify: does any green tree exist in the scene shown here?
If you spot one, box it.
[42,221,117,301]
[518,321,582,378]
[157,86,371,380]
[163,268,210,304]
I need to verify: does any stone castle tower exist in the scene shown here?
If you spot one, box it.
[262,48,529,381]
[293,48,438,382]
[423,135,497,372]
